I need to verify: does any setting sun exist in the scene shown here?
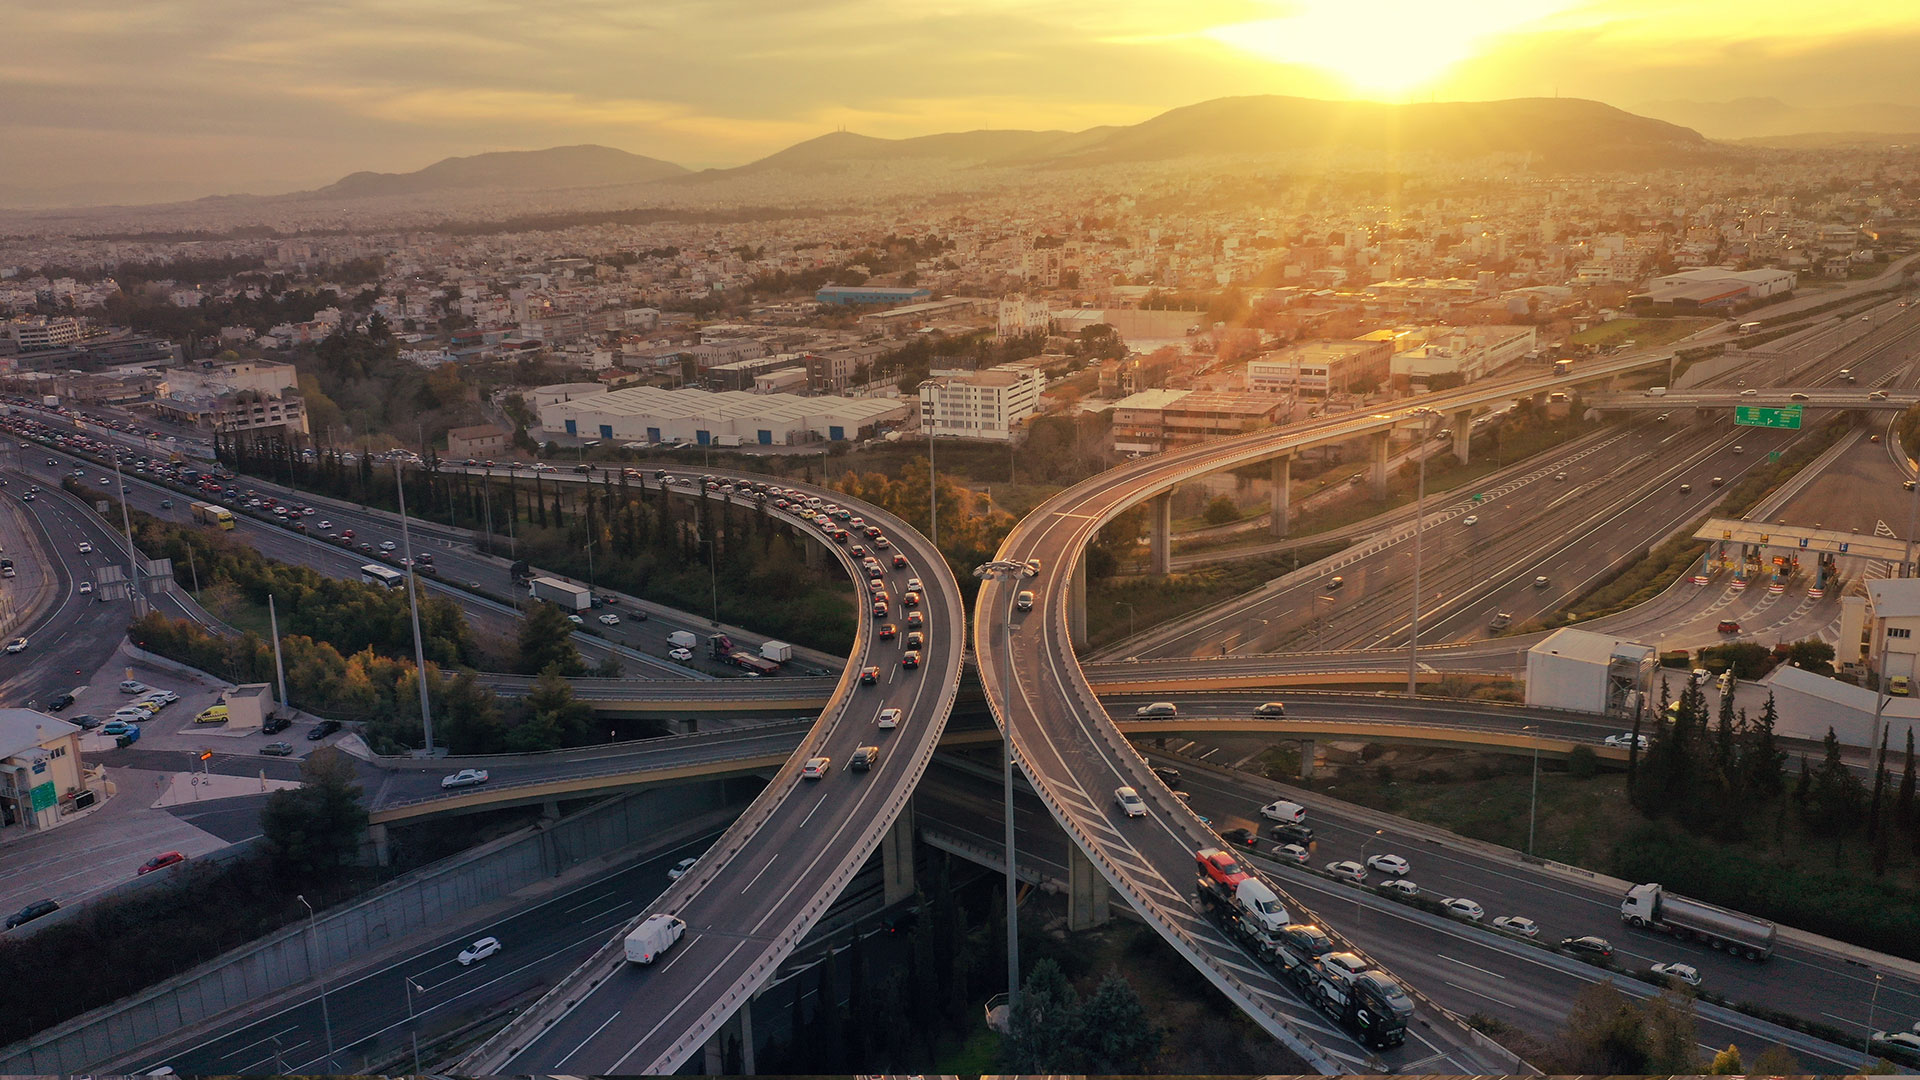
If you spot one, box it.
[1205,0,1576,98]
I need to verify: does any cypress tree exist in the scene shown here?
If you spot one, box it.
[1869,728,1891,844]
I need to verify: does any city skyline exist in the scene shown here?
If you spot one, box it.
[8,0,1920,208]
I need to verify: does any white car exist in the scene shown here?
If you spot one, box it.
[143,691,179,708]
[1380,878,1420,897]
[119,680,151,694]
[1325,860,1367,883]
[1276,843,1311,864]
[1441,897,1485,921]
[78,581,93,594]
[1259,799,1306,823]
[1604,732,1649,749]
[1462,514,1478,526]
[668,857,697,881]
[77,542,93,554]
[1114,786,1147,817]
[877,708,901,730]
[378,540,396,552]
[1492,915,1539,937]
[1650,961,1702,987]
[1366,853,1410,877]
[669,647,694,661]
[598,613,620,626]
[317,520,332,530]
[801,756,831,780]
[906,577,924,593]
[4,637,26,654]
[457,936,501,965]
[567,614,584,626]
[441,768,490,789]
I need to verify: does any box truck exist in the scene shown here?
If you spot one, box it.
[759,640,793,664]
[528,576,591,611]
[624,913,686,964]
[667,630,699,650]
[1619,881,1775,959]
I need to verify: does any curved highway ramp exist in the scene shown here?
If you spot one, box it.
[456,479,965,1075]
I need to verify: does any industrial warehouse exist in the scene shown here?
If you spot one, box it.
[536,384,912,447]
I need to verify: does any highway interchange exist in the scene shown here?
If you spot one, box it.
[8,283,1920,1073]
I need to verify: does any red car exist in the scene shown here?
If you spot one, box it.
[137,851,186,876]
[1195,847,1250,887]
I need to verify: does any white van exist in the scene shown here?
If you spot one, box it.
[625,913,687,964]
[1260,799,1307,824]
[1134,702,1178,717]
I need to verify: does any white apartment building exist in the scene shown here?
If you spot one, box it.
[1390,325,1538,387]
[997,295,1052,340]
[919,366,1045,442]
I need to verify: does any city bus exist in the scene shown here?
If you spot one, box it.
[360,564,405,590]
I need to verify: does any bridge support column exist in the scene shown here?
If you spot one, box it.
[1451,410,1473,464]
[1370,431,1391,498]
[881,797,917,905]
[667,716,699,735]
[702,1000,754,1074]
[1298,739,1317,779]
[1269,454,1291,537]
[368,823,391,867]
[542,799,562,824]
[1149,492,1172,575]
[1066,841,1110,930]
[801,531,826,570]
[1068,556,1087,647]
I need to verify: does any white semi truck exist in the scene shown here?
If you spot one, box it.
[528,576,591,611]
[1619,881,1775,960]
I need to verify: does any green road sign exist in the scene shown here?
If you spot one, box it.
[1735,405,1803,430]
[1769,451,1782,462]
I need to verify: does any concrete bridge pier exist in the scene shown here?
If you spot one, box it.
[1298,739,1317,779]
[881,797,917,905]
[1451,410,1473,463]
[1269,454,1291,537]
[1068,556,1087,647]
[702,998,755,1074]
[1066,841,1111,930]
[368,823,391,867]
[1370,431,1392,498]
[1149,492,1172,575]
[801,531,827,570]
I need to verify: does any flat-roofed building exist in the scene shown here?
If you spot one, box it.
[0,709,87,834]
[919,366,1045,442]
[539,385,909,446]
[1109,388,1280,454]
[1247,338,1392,396]
[1390,325,1538,389]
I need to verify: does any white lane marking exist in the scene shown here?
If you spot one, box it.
[740,851,781,894]
[1443,979,1519,1009]
[554,1010,622,1069]
[219,1025,303,1060]
[604,938,750,1072]
[1438,953,1508,979]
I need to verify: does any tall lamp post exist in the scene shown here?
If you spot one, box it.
[1115,601,1136,641]
[974,558,1035,1011]
[1866,971,1885,1061]
[1407,407,1441,697]
[919,378,947,547]
[394,467,434,756]
[1358,828,1384,917]
[1522,724,1542,855]
[296,894,335,1070]
[405,976,427,1074]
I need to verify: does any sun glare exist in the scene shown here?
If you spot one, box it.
[1206,0,1571,99]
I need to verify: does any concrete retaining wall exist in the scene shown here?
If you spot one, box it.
[0,779,753,1074]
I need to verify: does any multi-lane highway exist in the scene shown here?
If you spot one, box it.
[460,478,964,1075]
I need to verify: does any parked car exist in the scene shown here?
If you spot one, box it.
[457,936,502,965]
[137,851,186,876]
[1650,961,1702,988]
[193,705,229,724]
[307,719,343,741]
[1365,853,1410,876]
[1492,915,1539,937]
[119,680,150,694]
[262,715,292,735]
[102,720,137,736]
[5,899,59,930]
[46,692,74,711]
[441,768,490,789]
[261,742,295,756]
[1559,935,1614,960]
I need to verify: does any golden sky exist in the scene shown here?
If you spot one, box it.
[4,0,1919,206]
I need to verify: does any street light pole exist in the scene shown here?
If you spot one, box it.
[394,468,434,756]
[1115,601,1135,640]
[406,976,424,1074]
[1408,409,1439,697]
[1866,972,1884,1060]
[1523,724,1541,855]
[297,894,335,1070]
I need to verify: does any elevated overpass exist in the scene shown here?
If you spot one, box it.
[963,350,1719,1070]
[456,474,965,1076]
[368,695,1632,825]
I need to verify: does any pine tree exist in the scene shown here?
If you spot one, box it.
[1868,729,1891,844]
[1746,692,1788,799]
[1899,727,1917,840]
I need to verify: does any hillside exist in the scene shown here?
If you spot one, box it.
[313,145,689,199]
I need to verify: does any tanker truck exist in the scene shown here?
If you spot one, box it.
[1619,882,1775,960]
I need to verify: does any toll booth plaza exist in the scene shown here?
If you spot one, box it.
[1689,518,1908,597]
